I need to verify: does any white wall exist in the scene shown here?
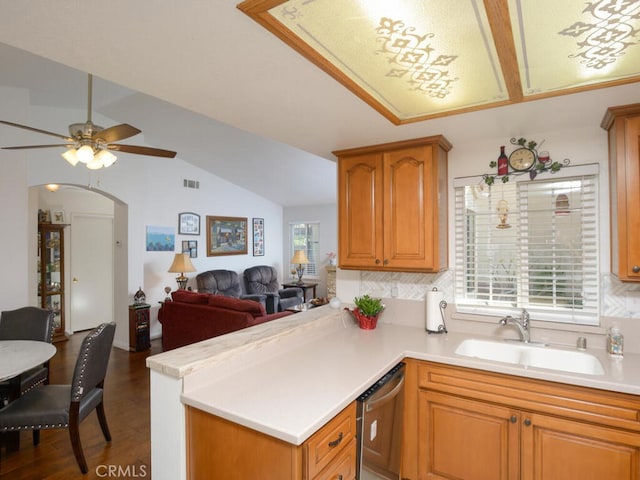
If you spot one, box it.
[283,204,338,298]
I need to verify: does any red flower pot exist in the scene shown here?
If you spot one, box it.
[350,308,379,330]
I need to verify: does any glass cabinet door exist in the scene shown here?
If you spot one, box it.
[39,224,65,339]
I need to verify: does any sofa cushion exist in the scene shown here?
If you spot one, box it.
[172,290,210,305]
[208,295,266,317]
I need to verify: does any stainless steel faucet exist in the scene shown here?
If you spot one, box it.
[499,308,530,343]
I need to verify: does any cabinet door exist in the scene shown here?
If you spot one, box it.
[383,145,439,271]
[622,116,640,279]
[418,391,519,480]
[521,412,640,480]
[338,153,384,269]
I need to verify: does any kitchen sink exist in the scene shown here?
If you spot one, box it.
[455,339,605,376]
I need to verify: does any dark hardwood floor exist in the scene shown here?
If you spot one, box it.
[0,331,163,479]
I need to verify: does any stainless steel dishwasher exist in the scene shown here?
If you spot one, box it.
[356,362,405,480]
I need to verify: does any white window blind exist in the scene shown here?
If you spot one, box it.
[290,222,320,276]
[454,171,599,325]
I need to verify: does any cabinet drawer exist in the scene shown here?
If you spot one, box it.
[418,362,640,432]
[305,403,356,479]
[313,438,356,480]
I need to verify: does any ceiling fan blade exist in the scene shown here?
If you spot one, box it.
[2,144,73,150]
[0,120,73,141]
[107,144,177,158]
[92,124,141,143]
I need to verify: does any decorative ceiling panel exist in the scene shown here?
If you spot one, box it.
[239,0,640,125]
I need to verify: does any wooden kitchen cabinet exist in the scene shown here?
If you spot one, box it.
[186,402,356,480]
[601,104,640,282]
[335,135,451,273]
[410,360,640,480]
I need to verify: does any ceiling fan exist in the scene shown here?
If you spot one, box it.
[0,74,177,169]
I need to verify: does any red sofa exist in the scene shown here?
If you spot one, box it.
[158,290,293,351]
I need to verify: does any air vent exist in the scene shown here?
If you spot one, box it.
[183,179,200,189]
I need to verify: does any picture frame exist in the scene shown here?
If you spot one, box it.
[253,218,264,256]
[206,216,248,256]
[182,240,198,258]
[146,225,175,252]
[51,210,66,224]
[178,212,200,235]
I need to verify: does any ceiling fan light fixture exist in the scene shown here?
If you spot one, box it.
[95,149,117,168]
[76,144,94,164]
[86,157,104,170]
[62,148,80,166]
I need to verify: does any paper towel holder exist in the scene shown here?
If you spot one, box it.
[427,287,448,335]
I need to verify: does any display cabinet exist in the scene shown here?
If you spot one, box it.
[37,223,66,341]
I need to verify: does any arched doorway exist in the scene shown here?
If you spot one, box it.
[32,184,128,343]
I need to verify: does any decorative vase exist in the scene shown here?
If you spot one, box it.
[351,308,379,330]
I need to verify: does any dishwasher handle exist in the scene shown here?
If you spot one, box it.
[365,372,404,412]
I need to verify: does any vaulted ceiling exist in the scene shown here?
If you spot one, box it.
[0,1,638,206]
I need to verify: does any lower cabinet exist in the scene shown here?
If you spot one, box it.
[186,402,356,480]
[410,360,640,480]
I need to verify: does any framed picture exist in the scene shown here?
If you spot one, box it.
[206,216,248,256]
[51,209,65,224]
[146,225,175,251]
[178,212,200,235]
[253,218,264,256]
[182,240,198,258]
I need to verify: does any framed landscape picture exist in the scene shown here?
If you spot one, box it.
[253,218,264,256]
[206,216,247,256]
[178,212,200,235]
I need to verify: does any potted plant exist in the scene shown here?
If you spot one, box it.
[350,294,385,330]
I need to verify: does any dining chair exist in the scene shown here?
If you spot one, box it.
[0,322,116,474]
[0,306,55,402]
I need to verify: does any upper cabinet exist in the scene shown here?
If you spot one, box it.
[335,136,451,273]
[602,104,640,282]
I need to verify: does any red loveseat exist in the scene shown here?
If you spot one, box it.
[158,290,293,351]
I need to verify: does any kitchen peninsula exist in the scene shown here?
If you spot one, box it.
[147,306,640,480]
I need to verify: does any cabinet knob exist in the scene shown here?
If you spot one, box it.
[383,259,389,265]
[633,265,640,274]
[510,415,517,424]
[375,259,381,265]
[524,418,532,427]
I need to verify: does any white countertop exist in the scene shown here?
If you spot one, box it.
[147,306,640,446]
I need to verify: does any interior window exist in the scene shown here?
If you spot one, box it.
[454,171,599,325]
[290,222,320,277]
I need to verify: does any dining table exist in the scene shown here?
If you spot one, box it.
[0,340,57,451]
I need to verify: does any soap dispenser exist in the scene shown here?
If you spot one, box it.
[607,326,624,356]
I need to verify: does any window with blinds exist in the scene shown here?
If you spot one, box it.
[290,222,320,277]
[454,168,599,325]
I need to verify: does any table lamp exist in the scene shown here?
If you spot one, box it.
[291,250,309,285]
[168,253,196,290]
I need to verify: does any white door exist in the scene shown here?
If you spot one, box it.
[70,214,114,332]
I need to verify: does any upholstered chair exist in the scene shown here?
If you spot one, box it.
[195,269,267,308]
[0,307,55,402]
[0,322,116,474]
[243,265,303,313]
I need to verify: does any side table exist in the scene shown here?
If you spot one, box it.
[281,282,318,302]
[128,304,151,352]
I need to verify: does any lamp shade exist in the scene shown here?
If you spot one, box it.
[168,253,196,273]
[291,250,309,264]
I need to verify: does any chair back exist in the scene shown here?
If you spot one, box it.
[0,306,54,343]
[243,265,280,295]
[71,322,116,402]
[196,270,243,297]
